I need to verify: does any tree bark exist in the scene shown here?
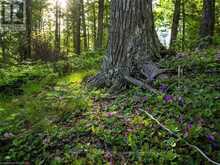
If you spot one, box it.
[89,0,163,90]
[170,0,181,48]
[182,0,185,51]
[24,0,32,59]
[92,2,97,49]
[55,1,61,52]
[0,33,7,63]
[64,16,70,55]
[81,0,88,50]
[96,0,104,49]
[199,0,215,38]
[74,0,81,55]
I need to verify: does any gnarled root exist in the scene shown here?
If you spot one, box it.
[88,63,167,94]
[124,75,160,94]
[87,72,106,88]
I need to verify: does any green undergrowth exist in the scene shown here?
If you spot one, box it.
[0,49,219,164]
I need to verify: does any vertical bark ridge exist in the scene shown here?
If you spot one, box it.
[200,0,215,38]
[104,0,159,70]
[90,0,161,88]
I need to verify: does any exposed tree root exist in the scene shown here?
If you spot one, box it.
[124,75,160,94]
[88,62,169,94]
[160,49,177,58]
[87,72,106,88]
[141,63,168,81]
[88,72,162,94]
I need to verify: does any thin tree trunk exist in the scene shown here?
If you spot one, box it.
[0,33,7,63]
[92,2,97,49]
[87,29,89,49]
[24,0,32,59]
[182,0,185,51]
[81,0,88,50]
[72,6,76,54]
[55,1,61,51]
[59,8,61,51]
[75,0,81,54]
[65,17,70,55]
[96,0,104,49]
[199,0,215,38]
[104,0,110,48]
[89,0,164,90]
[170,0,181,48]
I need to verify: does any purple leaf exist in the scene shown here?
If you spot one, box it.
[106,112,114,117]
[187,123,193,129]
[207,135,215,142]
[164,95,173,103]
[160,84,168,93]
[143,96,148,102]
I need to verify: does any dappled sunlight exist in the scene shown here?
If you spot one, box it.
[49,0,67,9]
[57,70,97,85]
[0,0,219,163]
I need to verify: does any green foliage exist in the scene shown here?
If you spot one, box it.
[0,64,54,87]
[53,50,104,76]
[0,49,220,164]
[213,35,220,45]
[160,48,219,70]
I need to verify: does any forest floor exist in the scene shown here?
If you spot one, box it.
[0,49,220,164]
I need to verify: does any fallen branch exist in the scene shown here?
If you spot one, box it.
[139,109,220,165]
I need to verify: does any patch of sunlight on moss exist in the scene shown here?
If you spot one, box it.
[0,105,18,122]
[58,70,97,86]
[6,113,17,120]
[0,107,5,112]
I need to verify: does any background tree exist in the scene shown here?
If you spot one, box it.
[71,0,81,55]
[96,0,104,49]
[170,0,181,48]
[216,1,220,33]
[75,0,81,55]
[0,33,7,63]
[24,0,33,59]
[182,0,186,50]
[92,2,97,49]
[55,0,61,51]
[81,0,88,50]
[199,0,215,38]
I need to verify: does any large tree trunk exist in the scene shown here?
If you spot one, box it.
[170,0,181,48]
[96,0,105,49]
[89,0,164,91]
[199,0,215,38]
